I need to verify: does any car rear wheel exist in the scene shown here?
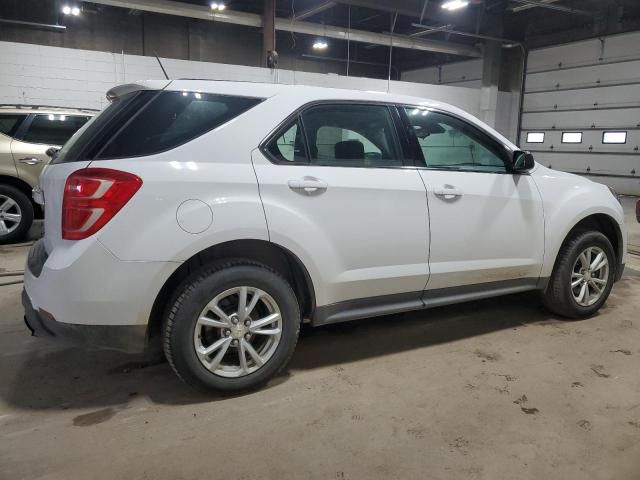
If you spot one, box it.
[0,185,34,245]
[542,231,616,319]
[163,260,300,392]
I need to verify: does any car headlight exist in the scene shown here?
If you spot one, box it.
[607,185,621,204]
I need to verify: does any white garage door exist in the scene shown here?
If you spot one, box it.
[520,31,640,195]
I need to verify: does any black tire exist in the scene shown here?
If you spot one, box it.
[542,230,616,319]
[163,259,300,392]
[0,184,34,245]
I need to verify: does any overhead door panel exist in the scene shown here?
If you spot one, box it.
[520,32,640,195]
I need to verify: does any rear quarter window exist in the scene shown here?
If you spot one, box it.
[0,114,28,138]
[23,114,90,145]
[96,91,263,159]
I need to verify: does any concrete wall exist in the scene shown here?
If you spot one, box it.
[401,59,483,89]
[0,5,386,80]
[0,41,482,116]
[402,59,519,142]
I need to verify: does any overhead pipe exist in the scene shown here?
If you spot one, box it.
[82,0,482,58]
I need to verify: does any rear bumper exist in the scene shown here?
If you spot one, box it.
[23,238,178,353]
[22,289,148,353]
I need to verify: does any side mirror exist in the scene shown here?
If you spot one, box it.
[512,150,535,173]
[45,147,60,159]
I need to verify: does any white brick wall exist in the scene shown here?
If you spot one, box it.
[0,40,483,116]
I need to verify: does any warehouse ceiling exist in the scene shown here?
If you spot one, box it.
[2,0,640,74]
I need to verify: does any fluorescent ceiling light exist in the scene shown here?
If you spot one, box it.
[442,0,469,11]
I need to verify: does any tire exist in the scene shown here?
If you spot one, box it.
[163,259,300,392]
[0,185,34,245]
[542,230,616,319]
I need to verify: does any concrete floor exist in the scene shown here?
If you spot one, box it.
[1,214,640,479]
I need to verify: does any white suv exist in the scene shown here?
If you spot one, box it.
[23,80,626,392]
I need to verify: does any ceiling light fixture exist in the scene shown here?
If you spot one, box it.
[441,0,469,11]
[61,4,81,15]
[313,40,328,50]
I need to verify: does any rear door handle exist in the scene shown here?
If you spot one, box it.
[433,186,463,198]
[288,177,328,193]
[18,157,42,165]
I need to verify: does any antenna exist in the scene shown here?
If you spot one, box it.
[154,52,169,80]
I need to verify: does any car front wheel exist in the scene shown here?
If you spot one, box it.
[163,260,300,392]
[0,185,34,245]
[542,230,616,319]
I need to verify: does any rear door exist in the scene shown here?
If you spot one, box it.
[0,114,27,178]
[253,102,430,310]
[11,114,90,188]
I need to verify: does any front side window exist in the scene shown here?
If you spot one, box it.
[300,104,402,167]
[22,114,90,145]
[97,91,262,159]
[404,108,507,173]
[0,114,27,138]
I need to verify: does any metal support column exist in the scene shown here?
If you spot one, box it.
[262,0,276,68]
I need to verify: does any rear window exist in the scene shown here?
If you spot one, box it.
[0,114,27,138]
[53,91,262,163]
[53,91,154,164]
[23,114,90,145]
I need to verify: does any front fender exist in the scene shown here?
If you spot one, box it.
[533,166,626,278]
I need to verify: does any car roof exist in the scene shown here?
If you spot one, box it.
[0,105,98,115]
[166,79,453,108]
[158,79,517,151]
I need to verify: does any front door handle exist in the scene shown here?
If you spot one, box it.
[433,185,463,198]
[18,157,42,165]
[288,177,328,194]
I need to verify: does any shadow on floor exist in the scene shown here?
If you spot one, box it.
[1,290,572,411]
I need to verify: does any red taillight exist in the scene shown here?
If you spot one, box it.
[62,168,142,240]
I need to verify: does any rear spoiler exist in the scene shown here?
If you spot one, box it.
[106,81,171,101]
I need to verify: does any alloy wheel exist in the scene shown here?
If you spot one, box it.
[193,286,283,378]
[571,246,609,307]
[0,194,22,236]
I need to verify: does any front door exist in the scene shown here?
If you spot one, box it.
[402,107,545,291]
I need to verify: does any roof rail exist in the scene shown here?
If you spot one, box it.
[0,104,100,112]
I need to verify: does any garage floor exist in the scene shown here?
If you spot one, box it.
[1,207,640,480]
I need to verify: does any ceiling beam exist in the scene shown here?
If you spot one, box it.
[511,0,558,12]
[510,0,594,16]
[293,1,336,21]
[409,23,454,37]
[334,0,491,31]
[83,0,482,57]
[411,22,518,44]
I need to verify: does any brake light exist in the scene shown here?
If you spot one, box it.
[62,168,142,240]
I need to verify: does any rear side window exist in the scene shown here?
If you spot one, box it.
[301,104,402,167]
[53,91,155,164]
[266,119,307,163]
[23,114,90,145]
[96,91,262,159]
[0,114,28,138]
